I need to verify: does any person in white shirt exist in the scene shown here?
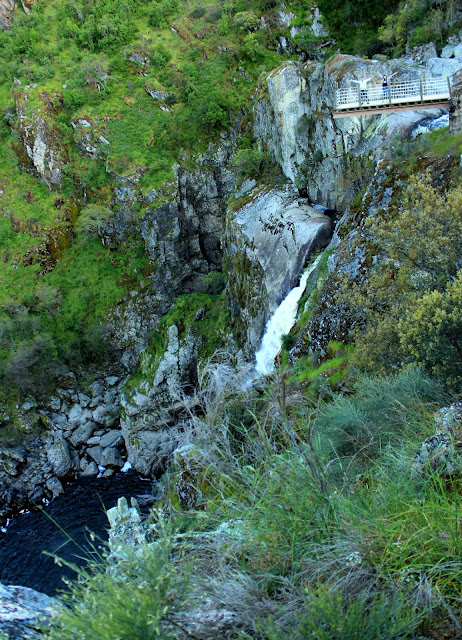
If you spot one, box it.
[351,76,373,103]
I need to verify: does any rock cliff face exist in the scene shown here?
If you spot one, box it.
[254,50,455,209]
[120,323,200,476]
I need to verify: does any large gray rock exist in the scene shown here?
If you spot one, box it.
[224,184,333,350]
[99,429,122,449]
[87,445,103,465]
[0,582,60,639]
[69,421,96,447]
[426,57,461,77]
[46,434,72,477]
[101,447,123,468]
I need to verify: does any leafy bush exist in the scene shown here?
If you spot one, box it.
[148,0,179,27]
[379,0,447,54]
[205,7,222,23]
[281,332,296,351]
[200,271,226,295]
[317,0,401,55]
[292,28,328,60]
[231,148,269,179]
[233,11,260,31]
[339,172,462,388]
[189,4,206,19]
[3,332,60,394]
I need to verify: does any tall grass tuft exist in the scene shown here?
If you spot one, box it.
[48,531,190,640]
[315,367,443,463]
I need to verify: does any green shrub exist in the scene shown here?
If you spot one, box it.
[379,0,446,54]
[189,4,206,19]
[281,332,296,351]
[3,332,60,395]
[205,7,222,23]
[231,148,269,179]
[200,271,226,295]
[148,0,179,27]
[233,10,260,31]
[75,204,114,242]
[337,173,462,388]
[316,368,442,461]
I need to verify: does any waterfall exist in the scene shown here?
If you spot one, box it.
[255,254,322,375]
[411,113,448,138]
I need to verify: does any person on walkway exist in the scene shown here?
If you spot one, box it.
[351,76,373,104]
[376,72,398,101]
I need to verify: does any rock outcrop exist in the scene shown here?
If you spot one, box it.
[0,582,59,639]
[0,0,15,28]
[14,86,67,188]
[120,323,199,476]
[109,141,237,369]
[254,51,456,209]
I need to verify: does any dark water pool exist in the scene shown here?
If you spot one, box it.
[0,472,154,596]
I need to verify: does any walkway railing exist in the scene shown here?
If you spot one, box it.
[335,76,453,110]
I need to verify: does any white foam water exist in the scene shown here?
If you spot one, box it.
[255,255,321,375]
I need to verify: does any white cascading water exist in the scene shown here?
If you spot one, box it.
[255,254,322,375]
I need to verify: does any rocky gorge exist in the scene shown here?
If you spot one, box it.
[1,39,461,524]
[2,1,462,634]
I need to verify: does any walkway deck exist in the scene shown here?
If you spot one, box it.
[333,76,453,118]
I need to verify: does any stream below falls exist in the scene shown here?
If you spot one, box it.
[0,472,154,596]
[1,254,324,597]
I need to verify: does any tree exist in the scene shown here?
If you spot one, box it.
[398,272,462,388]
[75,204,115,243]
[340,173,462,387]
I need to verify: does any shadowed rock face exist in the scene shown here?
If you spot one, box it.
[224,184,333,352]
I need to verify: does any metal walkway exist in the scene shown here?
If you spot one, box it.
[333,76,454,118]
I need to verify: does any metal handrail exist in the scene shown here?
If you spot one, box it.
[335,75,453,110]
